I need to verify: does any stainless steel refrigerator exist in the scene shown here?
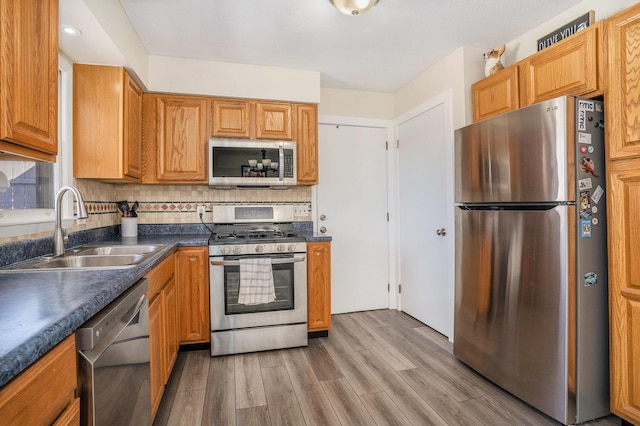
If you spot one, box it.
[453,95,609,425]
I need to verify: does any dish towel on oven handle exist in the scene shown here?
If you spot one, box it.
[238,257,276,305]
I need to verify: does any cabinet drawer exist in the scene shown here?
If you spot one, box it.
[0,335,77,426]
[146,253,176,300]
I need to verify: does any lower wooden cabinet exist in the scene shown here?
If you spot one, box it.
[177,246,210,344]
[0,335,79,426]
[145,252,177,419]
[307,241,332,332]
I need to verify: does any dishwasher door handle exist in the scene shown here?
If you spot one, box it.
[210,255,306,266]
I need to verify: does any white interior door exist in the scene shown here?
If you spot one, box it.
[317,123,389,314]
[397,98,454,338]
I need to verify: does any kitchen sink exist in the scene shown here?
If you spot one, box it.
[77,245,164,256]
[33,254,145,269]
[0,244,167,272]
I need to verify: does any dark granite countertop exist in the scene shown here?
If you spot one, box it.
[0,225,330,388]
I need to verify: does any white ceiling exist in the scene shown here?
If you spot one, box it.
[79,0,585,93]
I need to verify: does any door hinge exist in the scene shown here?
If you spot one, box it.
[397,139,400,149]
[398,284,402,294]
[387,283,390,292]
[386,141,388,151]
[387,212,390,222]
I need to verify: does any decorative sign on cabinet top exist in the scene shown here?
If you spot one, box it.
[537,11,594,51]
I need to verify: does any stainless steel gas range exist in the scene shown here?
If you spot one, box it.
[208,204,308,356]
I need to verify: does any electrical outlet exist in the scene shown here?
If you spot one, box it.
[197,206,206,220]
[293,204,308,217]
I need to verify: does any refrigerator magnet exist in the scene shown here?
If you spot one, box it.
[584,271,598,286]
[581,220,592,238]
[592,186,604,204]
[578,178,592,190]
[579,132,592,144]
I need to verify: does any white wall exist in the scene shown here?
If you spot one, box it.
[149,56,320,103]
[505,0,638,66]
[393,47,467,130]
[319,88,394,120]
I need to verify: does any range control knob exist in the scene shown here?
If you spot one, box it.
[221,247,231,255]
[255,245,264,253]
[288,244,297,252]
[276,244,285,252]
[233,246,242,254]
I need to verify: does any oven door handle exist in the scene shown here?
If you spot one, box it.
[210,255,306,266]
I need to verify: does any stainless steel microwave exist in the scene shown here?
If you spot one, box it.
[208,139,297,187]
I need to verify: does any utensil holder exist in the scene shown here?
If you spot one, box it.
[121,217,138,238]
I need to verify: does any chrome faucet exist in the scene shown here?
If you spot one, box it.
[52,186,89,256]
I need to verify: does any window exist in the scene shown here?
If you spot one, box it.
[0,55,73,238]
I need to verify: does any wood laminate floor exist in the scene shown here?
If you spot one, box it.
[154,309,620,426]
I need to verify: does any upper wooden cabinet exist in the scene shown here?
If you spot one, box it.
[143,94,208,183]
[471,21,603,122]
[296,104,319,185]
[73,65,143,182]
[211,99,293,140]
[211,99,253,138]
[605,8,640,161]
[471,64,520,122]
[256,102,293,140]
[0,0,58,162]
[521,21,603,106]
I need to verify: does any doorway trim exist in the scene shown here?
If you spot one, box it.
[316,115,397,309]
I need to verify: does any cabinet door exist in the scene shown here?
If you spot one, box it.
[124,73,143,179]
[0,0,58,161]
[0,335,77,426]
[296,104,319,185]
[177,247,210,344]
[156,95,208,182]
[163,278,179,382]
[256,102,293,140]
[606,6,640,160]
[149,296,164,418]
[522,22,602,106]
[307,242,331,332]
[471,65,520,122]
[605,5,640,424]
[211,99,253,139]
[606,159,640,425]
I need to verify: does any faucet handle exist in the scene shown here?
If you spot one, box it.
[62,228,68,245]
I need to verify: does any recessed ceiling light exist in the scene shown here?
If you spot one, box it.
[60,25,82,36]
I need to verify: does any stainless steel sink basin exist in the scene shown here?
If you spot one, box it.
[33,254,145,269]
[78,245,164,256]
[0,243,167,271]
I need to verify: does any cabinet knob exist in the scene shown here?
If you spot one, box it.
[320,226,327,234]
[320,214,326,221]
[436,228,446,236]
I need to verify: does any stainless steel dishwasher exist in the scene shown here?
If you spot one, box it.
[76,279,151,426]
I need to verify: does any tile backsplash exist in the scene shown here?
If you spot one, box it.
[0,180,312,244]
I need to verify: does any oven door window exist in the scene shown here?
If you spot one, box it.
[224,255,295,315]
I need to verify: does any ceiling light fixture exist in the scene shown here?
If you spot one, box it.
[60,25,82,36]
[330,0,380,16]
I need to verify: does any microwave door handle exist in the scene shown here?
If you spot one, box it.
[278,144,284,181]
[210,255,306,266]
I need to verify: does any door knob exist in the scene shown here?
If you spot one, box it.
[436,228,446,236]
[320,214,326,221]
[320,226,327,233]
